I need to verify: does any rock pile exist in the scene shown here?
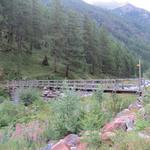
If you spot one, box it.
[101,96,145,142]
[46,134,87,150]
[42,87,62,99]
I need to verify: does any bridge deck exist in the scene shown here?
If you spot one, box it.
[0,79,144,95]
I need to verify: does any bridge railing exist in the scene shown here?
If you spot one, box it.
[3,78,145,92]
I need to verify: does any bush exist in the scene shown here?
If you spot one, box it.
[82,131,102,150]
[18,88,41,106]
[80,94,110,131]
[0,88,9,99]
[0,101,18,127]
[102,94,135,117]
[110,131,150,150]
[135,119,150,131]
[93,88,103,105]
[0,96,6,104]
[43,90,81,140]
[0,138,41,150]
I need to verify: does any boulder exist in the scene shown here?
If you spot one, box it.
[63,134,80,147]
[116,109,131,117]
[51,140,69,150]
[12,121,44,141]
[128,101,143,112]
[102,113,135,136]
[51,135,87,150]
[77,142,87,150]
[101,132,116,141]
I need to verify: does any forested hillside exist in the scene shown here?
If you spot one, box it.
[51,0,150,68]
[0,0,137,80]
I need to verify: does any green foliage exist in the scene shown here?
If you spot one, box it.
[135,119,150,131]
[0,101,19,127]
[82,131,102,150]
[0,0,137,79]
[18,88,41,106]
[80,92,109,131]
[102,94,136,116]
[0,88,9,99]
[43,90,81,140]
[93,88,103,104]
[0,136,41,150]
[109,131,150,150]
[80,107,107,131]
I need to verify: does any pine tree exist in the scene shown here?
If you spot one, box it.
[49,0,66,73]
[83,16,100,74]
[99,27,114,75]
[63,11,85,77]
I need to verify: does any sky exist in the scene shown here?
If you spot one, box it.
[83,0,150,11]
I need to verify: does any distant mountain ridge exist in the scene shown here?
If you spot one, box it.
[114,4,150,18]
[91,1,126,10]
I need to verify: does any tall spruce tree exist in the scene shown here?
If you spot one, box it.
[63,11,85,77]
[83,16,99,74]
[99,27,114,75]
[49,0,66,73]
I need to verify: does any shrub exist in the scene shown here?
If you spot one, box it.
[102,94,135,116]
[0,96,6,104]
[80,95,110,131]
[110,131,150,150]
[0,88,9,99]
[0,101,18,127]
[93,88,103,105]
[0,138,41,150]
[43,90,81,140]
[82,131,102,150]
[135,119,150,131]
[18,88,41,106]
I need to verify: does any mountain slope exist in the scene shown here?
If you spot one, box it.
[43,0,150,67]
[113,4,150,36]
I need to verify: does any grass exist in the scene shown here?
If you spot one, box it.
[0,87,143,150]
[0,50,113,80]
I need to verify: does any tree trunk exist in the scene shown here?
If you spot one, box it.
[92,63,95,75]
[54,56,57,73]
[8,26,14,45]
[29,41,33,54]
[65,64,69,78]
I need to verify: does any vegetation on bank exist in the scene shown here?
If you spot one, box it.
[0,87,141,149]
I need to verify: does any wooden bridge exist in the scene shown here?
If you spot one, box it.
[0,78,145,95]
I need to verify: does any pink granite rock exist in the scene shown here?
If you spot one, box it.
[51,140,69,150]
[51,135,87,150]
[12,121,44,141]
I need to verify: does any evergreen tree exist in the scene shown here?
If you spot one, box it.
[99,27,114,75]
[83,16,100,74]
[49,0,66,73]
[63,11,85,77]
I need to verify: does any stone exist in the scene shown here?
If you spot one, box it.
[51,141,69,150]
[12,121,44,141]
[51,135,87,150]
[128,101,143,112]
[77,142,87,150]
[102,113,135,134]
[43,143,52,150]
[101,132,116,141]
[63,134,80,147]
[116,109,131,118]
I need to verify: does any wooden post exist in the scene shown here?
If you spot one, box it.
[138,59,142,92]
